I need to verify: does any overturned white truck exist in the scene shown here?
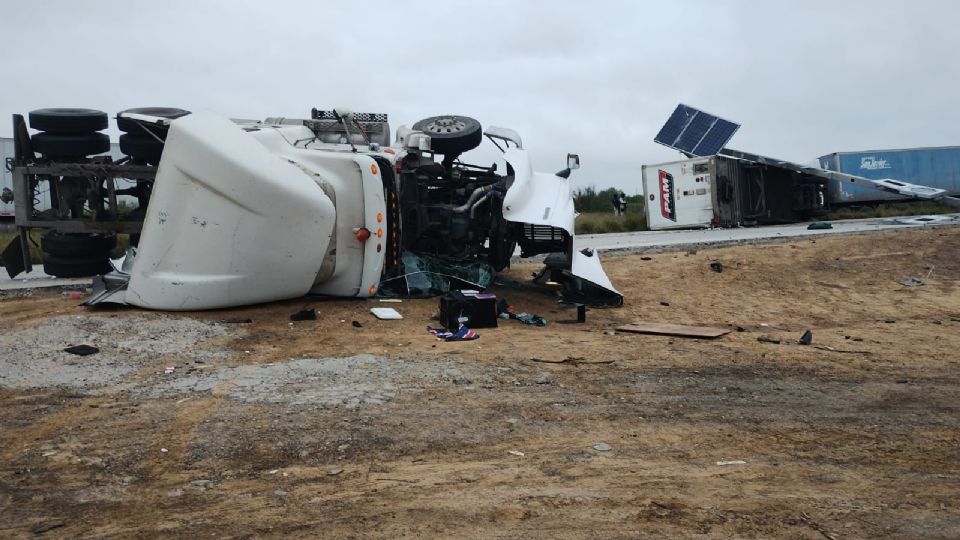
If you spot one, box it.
[3,108,622,310]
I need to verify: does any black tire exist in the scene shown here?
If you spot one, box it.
[42,230,117,258]
[119,133,164,164]
[31,132,110,159]
[42,253,112,278]
[29,108,108,134]
[117,107,191,134]
[412,115,483,155]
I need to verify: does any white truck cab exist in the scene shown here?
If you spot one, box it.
[84,108,622,310]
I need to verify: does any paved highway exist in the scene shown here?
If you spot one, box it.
[575,214,960,253]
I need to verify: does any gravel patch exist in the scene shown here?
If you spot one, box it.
[0,315,234,391]
[145,354,494,409]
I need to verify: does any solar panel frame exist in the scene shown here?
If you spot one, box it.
[654,104,740,157]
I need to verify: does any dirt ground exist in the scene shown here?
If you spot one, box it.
[2,227,960,539]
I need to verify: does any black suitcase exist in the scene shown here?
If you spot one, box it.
[439,291,498,329]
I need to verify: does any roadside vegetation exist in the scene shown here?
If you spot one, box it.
[826,201,957,221]
[573,186,647,234]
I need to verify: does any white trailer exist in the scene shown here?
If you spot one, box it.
[640,157,715,229]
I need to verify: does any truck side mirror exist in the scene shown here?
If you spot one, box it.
[567,153,580,170]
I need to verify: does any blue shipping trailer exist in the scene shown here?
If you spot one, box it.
[818,146,960,204]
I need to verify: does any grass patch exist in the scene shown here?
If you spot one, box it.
[827,201,957,221]
[576,207,646,234]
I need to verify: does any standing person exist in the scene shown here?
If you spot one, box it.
[611,191,621,216]
[618,191,627,215]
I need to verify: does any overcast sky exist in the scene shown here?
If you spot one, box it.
[2,0,958,193]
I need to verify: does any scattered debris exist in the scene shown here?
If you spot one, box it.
[164,366,176,374]
[63,344,99,356]
[530,357,614,365]
[617,322,730,339]
[710,261,724,273]
[160,448,169,453]
[497,299,546,327]
[799,330,813,345]
[378,298,402,303]
[757,336,781,344]
[592,442,613,452]
[807,222,833,230]
[507,450,525,457]
[427,325,479,342]
[327,467,343,476]
[32,522,65,535]
[659,301,670,307]
[735,326,745,332]
[899,277,924,287]
[815,282,848,290]
[222,318,253,324]
[813,345,872,355]
[716,460,747,466]
[351,320,363,328]
[370,307,403,320]
[640,256,652,261]
[290,308,317,321]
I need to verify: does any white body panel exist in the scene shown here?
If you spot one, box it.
[125,113,339,310]
[501,148,575,234]
[641,158,715,230]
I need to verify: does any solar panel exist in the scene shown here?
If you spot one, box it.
[654,104,740,157]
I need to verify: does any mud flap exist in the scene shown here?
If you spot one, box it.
[2,235,27,279]
[539,248,623,307]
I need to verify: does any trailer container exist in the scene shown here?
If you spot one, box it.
[818,146,960,204]
[642,155,828,230]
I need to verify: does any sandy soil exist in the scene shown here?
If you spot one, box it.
[2,227,960,539]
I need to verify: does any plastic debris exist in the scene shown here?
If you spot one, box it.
[496,298,547,326]
[164,366,176,374]
[427,324,479,341]
[290,308,317,321]
[899,278,924,287]
[63,344,99,356]
[716,460,747,466]
[507,450,525,457]
[370,307,403,320]
[592,442,613,452]
[757,336,781,344]
[710,261,724,273]
[807,222,833,230]
[799,330,813,345]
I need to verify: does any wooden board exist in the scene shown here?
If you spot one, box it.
[616,322,730,339]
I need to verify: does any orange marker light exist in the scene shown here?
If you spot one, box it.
[376,228,383,238]
[377,212,383,223]
[354,227,371,242]
[368,285,377,295]
[370,164,378,175]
